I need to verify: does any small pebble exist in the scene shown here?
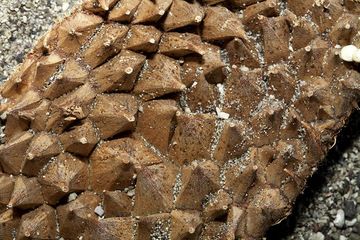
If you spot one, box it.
[94,205,104,217]
[331,232,341,240]
[340,180,350,195]
[340,45,358,62]
[126,189,135,197]
[344,200,357,219]
[339,235,347,240]
[309,232,325,240]
[15,53,24,63]
[345,218,357,227]
[62,2,70,11]
[349,233,360,240]
[334,209,345,228]
[353,49,360,63]
[356,173,360,188]
[67,192,78,202]
[353,222,360,233]
[216,107,230,120]
[0,74,6,82]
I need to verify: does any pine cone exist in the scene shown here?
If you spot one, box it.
[0,0,359,239]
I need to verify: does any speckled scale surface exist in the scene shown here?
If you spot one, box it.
[0,0,359,239]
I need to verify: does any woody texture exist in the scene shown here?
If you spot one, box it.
[0,0,359,239]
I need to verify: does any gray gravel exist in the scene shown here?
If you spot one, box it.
[0,1,359,239]
[0,0,74,79]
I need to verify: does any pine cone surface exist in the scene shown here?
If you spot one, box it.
[0,0,360,239]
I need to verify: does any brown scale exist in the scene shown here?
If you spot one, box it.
[0,0,359,239]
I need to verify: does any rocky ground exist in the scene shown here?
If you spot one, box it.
[0,1,359,239]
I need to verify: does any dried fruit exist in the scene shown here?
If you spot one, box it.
[0,0,359,239]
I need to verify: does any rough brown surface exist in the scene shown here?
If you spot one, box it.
[0,0,359,239]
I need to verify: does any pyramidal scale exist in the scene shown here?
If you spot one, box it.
[0,0,359,239]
